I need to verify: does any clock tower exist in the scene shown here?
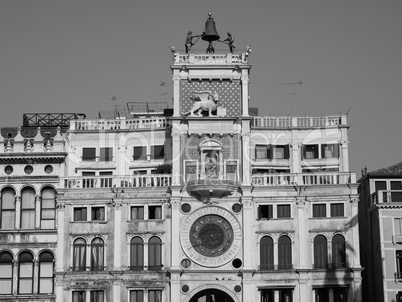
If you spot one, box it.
[169,12,252,302]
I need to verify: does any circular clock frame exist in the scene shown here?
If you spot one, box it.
[180,206,242,267]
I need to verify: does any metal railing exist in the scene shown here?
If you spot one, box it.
[372,190,402,204]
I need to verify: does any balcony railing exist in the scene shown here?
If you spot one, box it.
[62,174,171,189]
[372,190,402,204]
[173,52,249,65]
[251,172,356,186]
[251,114,347,129]
[70,117,170,131]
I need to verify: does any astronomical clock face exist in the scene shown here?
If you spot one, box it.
[181,206,241,267]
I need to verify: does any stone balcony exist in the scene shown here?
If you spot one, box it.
[172,51,250,65]
[251,114,348,129]
[69,117,170,131]
[251,172,356,186]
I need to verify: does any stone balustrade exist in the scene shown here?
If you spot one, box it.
[251,172,356,186]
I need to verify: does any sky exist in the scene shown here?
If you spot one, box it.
[0,0,401,175]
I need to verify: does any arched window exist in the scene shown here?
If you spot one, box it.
[278,235,292,269]
[1,188,16,229]
[0,251,13,294]
[130,237,144,270]
[41,187,56,229]
[148,236,162,270]
[91,238,104,271]
[314,235,328,268]
[73,238,86,271]
[260,236,274,270]
[21,187,36,229]
[332,234,346,268]
[38,251,54,294]
[18,251,34,294]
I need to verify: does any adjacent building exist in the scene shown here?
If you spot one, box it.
[358,162,402,302]
[0,14,362,302]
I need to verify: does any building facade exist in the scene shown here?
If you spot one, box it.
[358,162,402,302]
[0,15,362,302]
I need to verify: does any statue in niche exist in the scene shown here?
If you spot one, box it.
[183,90,219,117]
[205,151,218,178]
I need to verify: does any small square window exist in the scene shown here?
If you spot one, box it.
[277,204,291,218]
[321,144,339,158]
[313,204,326,218]
[133,146,147,160]
[131,206,144,220]
[151,145,164,160]
[259,204,273,220]
[73,291,86,302]
[330,203,344,217]
[255,145,268,159]
[90,290,104,302]
[74,207,87,221]
[149,205,162,219]
[303,145,319,159]
[82,148,96,161]
[100,147,113,162]
[91,207,105,221]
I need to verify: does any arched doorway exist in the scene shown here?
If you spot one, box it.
[189,288,235,302]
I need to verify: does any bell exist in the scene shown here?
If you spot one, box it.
[202,13,220,42]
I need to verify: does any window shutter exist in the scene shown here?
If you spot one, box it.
[267,144,273,160]
[284,145,290,159]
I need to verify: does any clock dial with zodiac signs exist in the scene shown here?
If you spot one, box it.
[181,206,242,267]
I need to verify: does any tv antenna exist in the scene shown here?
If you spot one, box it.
[276,80,302,87]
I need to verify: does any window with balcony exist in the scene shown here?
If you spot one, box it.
[73,238,87,271]
[41,188,56,229]
[0,251,13,294]
[21,187,36,229]
[74,207,87,221]
[260,236,274,270]
[148,236,162,270]
[151,145,164,160]
[332,235,346,268]
[278,235,292,269]
[38,252,54,294]
[130,290,144,302]
[0,188,16,229]
[18,251,34,294]
[133,146,147,160]
[90,238,104,271]
[261,288,293,302]
[130,237,144,270]
[314,287,348,302]
[302,144,319,159]
[149,205,162,219]
[322,144,339,158]
[277,204,291,218]
[82,171,96,188]
[91,207,105,221]
[131,206,144,220]
[99,171,113,188]
[314,235,328,268]
[391,181,402,202]
[313,204,326,218]
[330,203,344,217]
[100,147,113,162]
[82,148,96,161]
[258,204,273,220]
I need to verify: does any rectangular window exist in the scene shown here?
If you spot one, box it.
[100,147,113,162]
[41,189,56,229]
[395,218,402,235]
[0,262,12,294]
[18,262,33,294]
[303,144,319,159]
[0,190,15,229]
[91,207,105,221]
[391,181,402,202]
[255,145,268,159]
[151,145,164,160]
[130,290,144,302]
[38,261,53,294]
[149,206,162,219]
[313,204,326,218]
[330,203,344,217]
[271,145,290,159]
[277,204,291,218]
[73,291,86,302]
[259,205,273,220]
[74,207,87,221]
[131,206,145,220]
[322,144,339,158]
[90,290,104,302]
[397,251,402,279]
[133,146,147,160]
[149,290,162,302]
[261,289,293,302]
[82,148,96,161]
